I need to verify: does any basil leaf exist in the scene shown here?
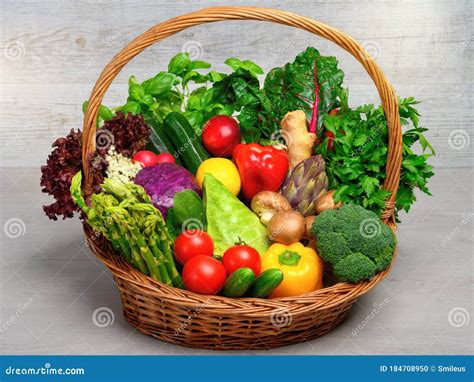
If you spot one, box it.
[168,52,190,76]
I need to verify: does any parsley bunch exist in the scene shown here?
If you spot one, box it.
[316,91,434,219]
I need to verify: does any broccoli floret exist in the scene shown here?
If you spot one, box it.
[311,204,396,282]
[316,232,351,264]
[334,253,376,282]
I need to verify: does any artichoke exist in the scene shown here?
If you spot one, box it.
[280,155,328,216]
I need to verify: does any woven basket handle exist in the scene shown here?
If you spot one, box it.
[82,6,401,224]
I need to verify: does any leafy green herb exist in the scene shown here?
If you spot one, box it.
[316,92,434,218]
[115,53,263,134]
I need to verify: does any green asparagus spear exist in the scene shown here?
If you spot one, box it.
[142,216,172,285]
[108,207,150,275]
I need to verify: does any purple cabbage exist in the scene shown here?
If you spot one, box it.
[133,163,200,217]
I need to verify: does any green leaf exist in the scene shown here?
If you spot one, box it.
[224,58,264,77]
[168,53,190,76]
[173,190,204,227]
[206,71,227,83]
[143,72,175,96]
[98,105,113,121]
[128,75,139,86]
[129,84,146,102]
[188,60,211,70]
[120,101,141,114]
[182,70,207,86]
[361,176,380,196]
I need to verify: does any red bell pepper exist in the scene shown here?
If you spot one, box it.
[232,143,289,200]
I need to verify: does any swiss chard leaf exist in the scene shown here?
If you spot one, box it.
[241,47,344,141]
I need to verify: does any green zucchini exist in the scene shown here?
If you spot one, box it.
[144,116,182,165]
[247,268,284,298]
[163,112,209,174]
[223,267,255,298]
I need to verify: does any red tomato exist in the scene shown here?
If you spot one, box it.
[173,230,214,265]
[202,115,241,157]
[222,245,261,276]
[156,152,176,164]
[182,255,226,295]
[133,150,159,167]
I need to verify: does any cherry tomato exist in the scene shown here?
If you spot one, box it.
[222,245,261,276]
[133,150,159,167]
[202,115,241,157]
[173,230,214,265]
[182,255,226,295]
[156,152,176,164]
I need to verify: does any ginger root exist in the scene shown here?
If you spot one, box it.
[280,110,316,168]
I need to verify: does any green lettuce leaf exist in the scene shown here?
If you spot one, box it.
[203,174,269,257]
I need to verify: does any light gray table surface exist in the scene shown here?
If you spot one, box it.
[0,167,472,355]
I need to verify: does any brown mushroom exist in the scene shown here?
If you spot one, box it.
[267,210,305,244]
[314,190,342,215]
[251,191,292,225]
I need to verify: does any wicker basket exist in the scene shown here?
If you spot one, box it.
[81,6,401,350]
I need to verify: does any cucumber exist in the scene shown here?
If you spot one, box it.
[247,268,284,298]
[223,267,255,298]
[144,116,182,165]
[163,112,209,174]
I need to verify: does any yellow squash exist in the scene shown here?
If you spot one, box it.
[261,242,324,298]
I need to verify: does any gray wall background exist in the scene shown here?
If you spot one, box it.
[0,0,472,169]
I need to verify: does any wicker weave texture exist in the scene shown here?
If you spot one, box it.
[81,6,401,350]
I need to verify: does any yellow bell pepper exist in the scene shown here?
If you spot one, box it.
[261,242,324,298]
